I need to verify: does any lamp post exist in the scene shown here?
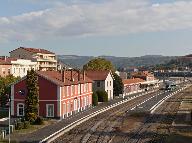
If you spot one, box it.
[8,96,11,143]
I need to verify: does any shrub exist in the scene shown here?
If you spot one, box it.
[96,90,108,102]
[92,92,98,106]
[23,121,30,129]
[34,116,44,125]
[15,122,24,130]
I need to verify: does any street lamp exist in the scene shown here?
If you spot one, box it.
[7,94,11,143]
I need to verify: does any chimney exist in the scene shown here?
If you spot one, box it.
[78,70,80,81]
[71,69,73,81]
[4,56,7,61]
[62,69,65,83]
[83,70,85,81]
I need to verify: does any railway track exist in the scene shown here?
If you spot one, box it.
[121,89,184,143]
[52,90,165,143]
[52,85,189,143]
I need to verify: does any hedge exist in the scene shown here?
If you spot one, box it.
[96,90,108,102]
[92,92,98,106]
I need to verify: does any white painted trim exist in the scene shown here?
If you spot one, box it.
[14,92,93,102]
[17,103,25,117]
[57,86,62,119]
[11,85,14,116]
[46,104,54,117]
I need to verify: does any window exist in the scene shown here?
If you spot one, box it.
[17,103,24,116]
[8,68,11,75]
[107,81,108,87]
[84,84,86,92]
[46,104,54,117]
[86,83,88,92]
[18,90,25,96]
[63,103,66,114]
[110,81,112,86]
[71,85,73,96]
[67,86,70,96]
[97,81,100,87]
[81,84,84,93]
[2,68,5,74]
[78,84,80,94]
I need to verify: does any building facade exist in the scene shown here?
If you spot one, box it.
[123,78,145,95]
[0,59,11,77]
[10,47,57,71]
[11,70,93,119]
[0,57,37,77]
[86,70,114,100]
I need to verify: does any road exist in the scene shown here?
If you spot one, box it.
[52,84,189,143]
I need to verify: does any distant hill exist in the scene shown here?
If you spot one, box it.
[58,55,176,69]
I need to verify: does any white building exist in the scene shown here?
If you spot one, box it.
[85,70,114,100]
[11,59,37,77]
[0,57,37,78]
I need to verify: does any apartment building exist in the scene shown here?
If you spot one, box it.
[10,47,57,71]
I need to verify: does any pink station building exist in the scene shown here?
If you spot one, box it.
[11,70,93,119]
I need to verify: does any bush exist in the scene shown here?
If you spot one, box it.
[34,116,44,125]
[92,92,98,106]
[96,90,108,102]
[15,122,24,130]
[23,121,30,129]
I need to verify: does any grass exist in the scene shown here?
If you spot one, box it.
[13,120,55,135]
[0,140,18,143]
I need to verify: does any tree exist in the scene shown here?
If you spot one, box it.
[0,75,20,107]
[25,69,39,122]
[92,92,98,106]
[83,58,115,71]
[96,90,108,102]
[113,73,123,96]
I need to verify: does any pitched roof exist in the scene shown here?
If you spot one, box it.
[10,47,55,54]
[132,71,154,77]
[37,70,92,86]
[0,57,17,65]
[85,70,111,81]
[123,78,145,85]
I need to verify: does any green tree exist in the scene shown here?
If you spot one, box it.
[25,69,39,122]
[113,73,123,96]
[0,75,20,107]
[83,58,115,71]
[96,90,108,102]
[92,92,98,106]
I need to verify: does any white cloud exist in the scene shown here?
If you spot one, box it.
[1,0,192,42]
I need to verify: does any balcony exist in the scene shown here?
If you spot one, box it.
[36,58,57,62]
[39,64,57,68]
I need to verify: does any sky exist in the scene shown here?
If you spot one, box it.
[0,0,192,57]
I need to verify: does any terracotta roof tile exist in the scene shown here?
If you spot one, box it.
[37,71,92,86]
[123,78,145,85]
[0,57,17,65]
[10,47,55,54]
[85,70,111,81]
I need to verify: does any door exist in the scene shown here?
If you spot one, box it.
[46,104,54,117]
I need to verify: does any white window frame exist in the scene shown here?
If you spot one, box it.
[17,103,25,117]
[46,104,54,117]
